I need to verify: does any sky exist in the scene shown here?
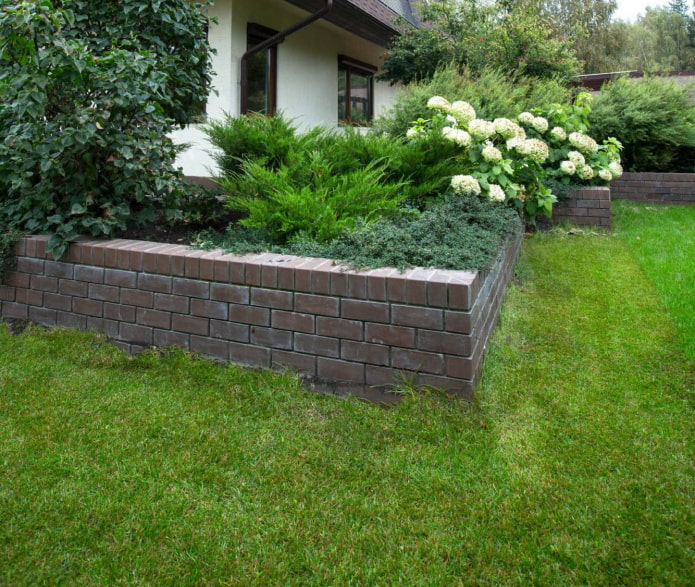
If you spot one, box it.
[613,0,671,22]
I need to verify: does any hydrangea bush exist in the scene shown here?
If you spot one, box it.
[409,93,623,225]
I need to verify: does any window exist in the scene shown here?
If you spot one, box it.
[242,23,277,115]
[338,55,376,125]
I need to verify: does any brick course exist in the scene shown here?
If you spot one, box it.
[1,231,523,400]
[611,172,695,204]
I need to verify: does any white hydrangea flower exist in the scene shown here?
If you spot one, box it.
[442,126,472,148]
[560,160,576,175]
[517,138,549,163]
[446,114,458,126]
[468,119,495,140]
[406,128,420,139]
[608,161,623,178]
[493,118,524,140]
[450,174,481,196]
[518,111,535,124]
[506,136,523,151]
[482,143,503,163]
[450,100,476,124]
[488,184,506,202]
[598,168,613,182]
[550,126,567,141]
[531,116,549,134]
[578,165,595,180]
[427,95,451,111]
[569,132,599,154]
[567,151,585,167]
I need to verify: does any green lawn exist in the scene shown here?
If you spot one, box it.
[1,204,693,584]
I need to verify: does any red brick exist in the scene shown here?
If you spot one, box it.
[272,310,315,333]
[330,270,349,296]
[198,252,219,281]
[173,278,209,299]
[74,265,105,283]
[105,269,137,288]
[172,314,209,336]
[44,261,74,279]
[405,269,434,305]
[210,320,249,342]
[73,298,103,317]
[6,272,29,289]
[153,329,190,348]
[427,274,450,308]
[0,285,15,302]
[210,283,249,304]
[317,358,365,384]
[316,317,363,341]
[341,299,389,323]
[141,244,172,273]
[228,303,269,326]
[120,289,154,308]
[251,288,293,310]
[277,265,295,290]
[261,264,278,289]
[154,293,189,314]
[347,273,368,299]
[104,303,136,323]
[295,293,339,317]
[15,288,43,306]
[391,348,444,375]
[191,298,228,320]
[385,274,407,303]
[86,317,119,338]
[30,275,58,293]
[272,350,316,376]
[446,356,475,380]
[119,323,153,346]
[29,306,57,326]
[365,365,397,388]
[365,323,415,348]
[341,341,389,366]
[137,308,172,329]
[392,305,443,330]
[57,311,86,329]
[228,342,270,367]
[250,326,293,349]
[43,293,72,312]
[138,273,173,293]
[16,257,45,274]
[417,330,472,356]
[311,261,333,294]
[89,284,120,302]
[294,333,339,357]
[445,310,473,334]
[190,336,229,360]
[185,251,206,279]
[365,268,394,302]
[2,302,28,319]
[244,258,262,286]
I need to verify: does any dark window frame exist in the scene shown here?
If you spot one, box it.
[242,23,278,116]
[338,55,377,125]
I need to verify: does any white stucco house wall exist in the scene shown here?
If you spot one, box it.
[171,0,416,178]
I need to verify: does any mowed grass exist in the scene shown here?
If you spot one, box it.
[1,219,694,584]
[612,199,695,359]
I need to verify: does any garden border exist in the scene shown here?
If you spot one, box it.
[0,229,523,401]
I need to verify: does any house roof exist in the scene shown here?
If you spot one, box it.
[284,0,417,47]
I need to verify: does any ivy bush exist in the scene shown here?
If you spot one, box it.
[0,0,214,259]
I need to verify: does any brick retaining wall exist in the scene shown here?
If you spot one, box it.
[552,186,612,229]
[0,231,523,401]
[612,172,695,204]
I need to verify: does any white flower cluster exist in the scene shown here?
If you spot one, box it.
[487,184,506,202]
[493,118,524,140]
[608,161,623,178]
[406,128,422,139]
[442,126,472,148]
[598,169,613,182]
[518,112,535,124]
[560,160,576,175]
[427,95,451,112]
[482,143,503,163]
[450,174,481,196]
[468,119,495,140]
[550,126,567,141]
[513,138,549,163]
[568,132,599,154]
[450,100,477,124]
[568,151,585,166]
[531,116,549,134]
[577,165,594,180]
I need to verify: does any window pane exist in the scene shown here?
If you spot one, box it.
[349,72,370,124]
[247,49,270,114]
[338,69,347,121]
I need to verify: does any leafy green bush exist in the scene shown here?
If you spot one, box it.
[374,67,572,137]
[0,223,21,284]
[0,0,214,258]
[589,76,695,172]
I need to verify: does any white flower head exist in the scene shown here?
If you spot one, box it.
[450,174,481,196]
[482,144,503,163]
[450,100,476,124]
[598,168,613,182]
[488,184,506,202]
[568,151,585,166]
[446,114,458,126]
[550,126,567,141]
[406,128,420,139]
[578,165,595,180]
[427,95,451,112]
[560,160,576,175]
[518,111,535,124]
[518,138,549,163]
[442,126,472,148]
[493,118,524,140]
[608,161,623,178]
[531,116,549,134]
[569,132,599,154]
[467,119,495,140]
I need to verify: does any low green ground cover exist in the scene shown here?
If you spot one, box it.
[612,200,695,360]
[1,209,693,584]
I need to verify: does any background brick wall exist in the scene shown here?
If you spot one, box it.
[0,232,523,400]
[552,187,612,229]
[611,172,695,204]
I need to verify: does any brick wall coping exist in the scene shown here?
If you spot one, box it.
[1,230,524,401]
[612,172,695,204]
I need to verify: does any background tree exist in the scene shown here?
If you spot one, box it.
[0,0,214,258]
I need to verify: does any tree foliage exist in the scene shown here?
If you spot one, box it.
[0,0,214,258]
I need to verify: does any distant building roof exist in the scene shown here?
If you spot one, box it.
[284,0,417,47]
[573,70,695,91]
